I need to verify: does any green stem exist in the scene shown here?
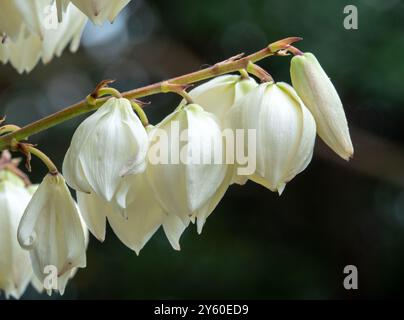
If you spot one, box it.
[0,124,21,135]
[131,102,149,126]
[27,146,58,174]
[0,37,301,151]
[97,87,122,99]
[247,61,274,83]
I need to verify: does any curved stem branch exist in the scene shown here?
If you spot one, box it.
[27,146,58,175]
[0,124,21,135]
[131,101,149,127]
[0,37,302,151]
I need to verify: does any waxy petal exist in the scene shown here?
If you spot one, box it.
[147,104,227,222]
[0,175,33,299]
[291,52,353,160]
[17,174,86,295]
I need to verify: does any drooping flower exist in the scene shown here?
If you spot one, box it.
[63,97,148,202]
[0,1,87,74]
[68,0,132,25]
[0,28,42,74]
[186,75,258,120]
[78,121,189,253]
[290,52,354,160]
[111,173,188,253]
[40,2,88,64]
[0,170,33,299]
[13,0,54,39]
[77,173,189,253]
[147,104,228,222]
[17,173,87,295]
[226,82,316,194]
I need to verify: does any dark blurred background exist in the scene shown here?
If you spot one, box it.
[1,0,404,299]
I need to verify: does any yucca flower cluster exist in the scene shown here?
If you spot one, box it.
[0,48,353,298]
[0,37,353,298]
[0,0,131,73]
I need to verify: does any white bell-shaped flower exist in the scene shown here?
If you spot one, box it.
[13,0,53,39]
[17,173,87,295]
[63,97,148,202]
[0,0,53,40]
[290,52,354,160]
[0,0,25,41]
[41,2,87,64]
[69,0,131,25]
[187,75,258,120]
[110,173,189,253]
[78,172,189,253]
[0,171,33,299]
[30,204,89,296]
[1,27,42,74]
[147,104,227,222]
[227,82,316,194]
[0,1,87,74]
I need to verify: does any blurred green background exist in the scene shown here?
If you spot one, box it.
[1,0,404,299]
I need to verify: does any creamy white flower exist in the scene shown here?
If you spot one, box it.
[63,97,148,202]
[41,2,87,64]
[186,75,258,120]
[147,104,227,222]
[226,82,316,194]
[1,0,131,73]
[0,0,54,40]
[0,0,25,41]
[30,205,89,296]
[77,125,190,253]
[68,0,131,25]
[0,1,87,73]
[13,0,53,39]
[290,52,354,160]
[0,171,33,299]
[111,173,188,253]
[77,191,109,242]
[17,173,87,295]
[78,173,189,253]
[1,27,42,74]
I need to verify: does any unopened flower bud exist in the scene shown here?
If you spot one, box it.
[290,52,354,160]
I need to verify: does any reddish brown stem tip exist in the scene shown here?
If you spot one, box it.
[91,79,116,98]
[268,37,303,53]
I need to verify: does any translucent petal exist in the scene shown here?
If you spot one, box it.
[71,0,131,25]
[107,174,165,255]
[147,104,227,222]
[64,97,148,202]
[77,191,112,242]
[227,82,316,193]
[187,75,258,120]
[17,174,87,295]
[0,179,33,299]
